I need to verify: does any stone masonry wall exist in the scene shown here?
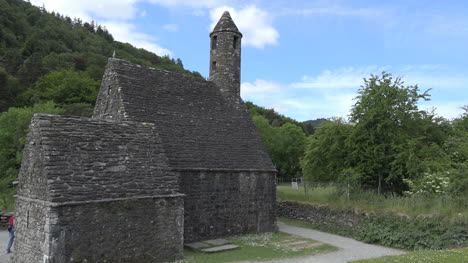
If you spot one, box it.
[277,201,366,229]
[14,114,184,263]
[180,170,277,243]
[93,62,127,121]
[209,12,242,99]
[17,114,179,203]
[13,197,183,263]
[12,200,49,263]
[51,197,183,263]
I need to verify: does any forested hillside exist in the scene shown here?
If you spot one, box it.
[0,0,202,112]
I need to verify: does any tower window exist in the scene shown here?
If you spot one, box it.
[233,36,238,49]
[211,36,217,49]
[212,61,216,70]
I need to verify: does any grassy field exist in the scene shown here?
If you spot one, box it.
[351,247,468,263]
[181,232,337,263]
[277,184,468,220]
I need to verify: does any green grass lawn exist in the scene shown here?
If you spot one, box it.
[351,247,468,263]
[180,232,337,263]
[277,184,468,220]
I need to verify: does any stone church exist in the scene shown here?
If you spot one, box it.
[13,11,277,263]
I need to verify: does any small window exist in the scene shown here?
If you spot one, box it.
[211,36,217,49]
[212,61,216,70]
[233,36,238,49]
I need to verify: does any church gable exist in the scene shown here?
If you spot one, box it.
[95,58,275,171]
[17,114,179,203]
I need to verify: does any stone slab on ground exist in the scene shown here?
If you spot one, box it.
[203,238,230,246]
[201,244,240,253]
[185,242,210,250]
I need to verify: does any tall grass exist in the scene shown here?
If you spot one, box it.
[277,184,468,221]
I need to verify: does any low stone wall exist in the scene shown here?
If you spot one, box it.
[277,201,367,229]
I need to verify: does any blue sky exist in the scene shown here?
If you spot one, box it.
[31,0,467,121]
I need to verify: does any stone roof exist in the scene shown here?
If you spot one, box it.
[211,11,242,36]
[17,114,179,203]
[93,59,275,172]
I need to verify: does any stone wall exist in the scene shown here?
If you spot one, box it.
[14,114,184,263]
[17,114,179,203]
[11,201,48,263]
[93,62,127,121]
[277,201,366,229]
[13,197,183,263]
[96,59,275,172]
[180,170,277,243]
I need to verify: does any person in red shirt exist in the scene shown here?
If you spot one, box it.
[6,216,14,254]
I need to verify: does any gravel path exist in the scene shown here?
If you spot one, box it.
[243,222,406,263]
[0,223,405,263]
[0,231,12,263]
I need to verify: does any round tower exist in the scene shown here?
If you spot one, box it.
[209,11,242,99]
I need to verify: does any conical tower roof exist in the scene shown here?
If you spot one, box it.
[211,11,242,36]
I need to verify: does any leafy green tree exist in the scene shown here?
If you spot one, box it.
[0,66,26,111]
[0,102,63,182]
[444,106,468,194]
[302,118,353,183]
[31,69,99,105]
[246,101,314,135]
[274,123,308,178]
[253,115,307,178]
[347,72,431,194]
[62,103,94,117]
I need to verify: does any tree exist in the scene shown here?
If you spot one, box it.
[347,72,430,194]
[0,102,63,182]
[31,69,99,105]
[444,106,468,194]
[275,123,308,178]
[302,118,352,183]
[252,115,307,178]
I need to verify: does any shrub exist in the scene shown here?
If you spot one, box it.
[403,172,450,196]
[357,216,468,250]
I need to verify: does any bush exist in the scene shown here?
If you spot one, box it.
[403,172,450,196]
[357,216,468,250]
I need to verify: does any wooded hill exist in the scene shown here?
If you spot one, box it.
[0,0,202,112]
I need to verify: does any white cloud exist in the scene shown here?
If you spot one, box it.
[209,6,279,49]
[163,24,179,32]
[244,65,467,121]
[293,66,388,89]
[241,79,284,96]
[104,22,171,56]
[281,91,355,117]
[421,101,467,120]
[30,0,138,20]
[280,6,385,18]
[147,0,233,8]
